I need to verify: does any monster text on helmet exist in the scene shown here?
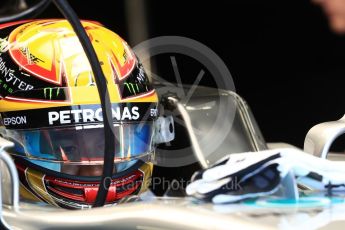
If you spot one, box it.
[0,54,34,92]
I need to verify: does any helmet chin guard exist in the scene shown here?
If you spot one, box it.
[13,155,153,209]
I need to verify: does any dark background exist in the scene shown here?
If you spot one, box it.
[40,0,345,149]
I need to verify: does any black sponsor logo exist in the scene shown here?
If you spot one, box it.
[19,46,44,64]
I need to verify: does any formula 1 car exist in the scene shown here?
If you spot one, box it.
[2,81,345,230]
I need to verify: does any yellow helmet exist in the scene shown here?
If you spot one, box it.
[0,19,158,209]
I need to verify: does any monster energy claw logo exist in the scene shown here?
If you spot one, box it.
[44,87,61,100]
[124,82,140,94]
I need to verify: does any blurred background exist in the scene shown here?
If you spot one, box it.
[43,0,345,149]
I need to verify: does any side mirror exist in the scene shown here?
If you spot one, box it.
[304,115,345,159]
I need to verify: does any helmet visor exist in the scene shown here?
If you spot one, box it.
[4,122,154,164]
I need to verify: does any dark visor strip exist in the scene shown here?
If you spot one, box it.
[1,102,158,130]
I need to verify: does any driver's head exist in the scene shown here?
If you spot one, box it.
[313,0,345,33]
[47,128,111,177]
[0,19,158,209]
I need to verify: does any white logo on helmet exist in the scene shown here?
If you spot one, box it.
[48,107,140,125]
[3,116,27,126]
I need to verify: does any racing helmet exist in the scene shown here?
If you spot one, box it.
[0,19,159,209]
